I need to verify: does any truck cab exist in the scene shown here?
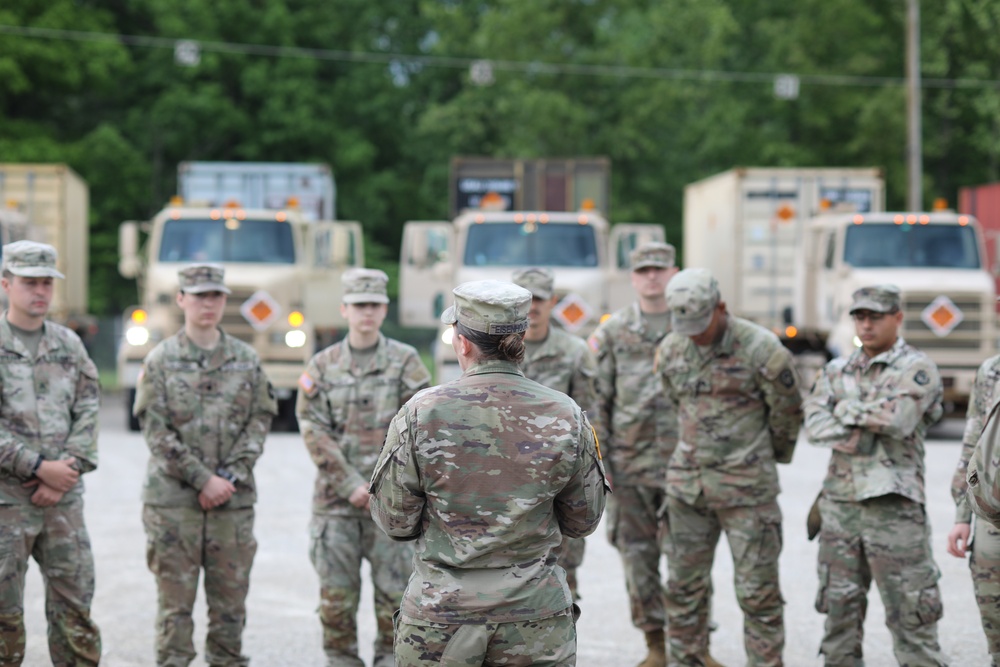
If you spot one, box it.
[797,211,995,407]
[117,201,363,429]
[399,206,663,382]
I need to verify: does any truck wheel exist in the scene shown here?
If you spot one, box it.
[272,395,299,433]
[126,388,140,432]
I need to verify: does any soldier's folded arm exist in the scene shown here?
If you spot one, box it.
[60,352,100,474]
[369,410,424,540]
[952,373,989,523]
[554,415,609,539]
[295,369,368,498]
[0,426,44,480]
[804,366,859,450]
[400,352,432,405]
[850,361,942,439]
[591,328,614,447]
[134,357,215,491]
[219,367,278,483]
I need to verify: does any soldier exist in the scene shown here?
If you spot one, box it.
[947,353,1000,666]
[296,268,431,667]
[804,285,947,667]
[0,241,101,665]
[512,267,599,599]
[134,263,277,667]
[586,242,678,667]
[657,268,801,667]
[369,280,609,666]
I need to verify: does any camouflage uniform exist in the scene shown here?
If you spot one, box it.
[370,281,609,666]
[804,285,946,667]
[657,268,801,667]
[297,267,431,667]
[587,243,677,637]
[0,241,101,666]
[134,264,276,667]
[952,355,1000,665]
[514,267,600,600]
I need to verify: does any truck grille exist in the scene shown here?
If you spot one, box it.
[223,289,261,343]
[901,293,983,351]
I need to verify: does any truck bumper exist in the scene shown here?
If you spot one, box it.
[941,366,976,408]
[263,360,307,399]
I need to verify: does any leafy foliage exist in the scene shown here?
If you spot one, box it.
[2,0,1000,312]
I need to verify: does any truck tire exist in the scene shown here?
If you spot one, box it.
[272,395,300,433]
[126,388,140,432]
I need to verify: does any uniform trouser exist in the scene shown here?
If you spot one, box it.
[815,495,946,667]
[970,519,1000,667]
[554,537,585,600]
[309,514,414,667]
[394,607,578,666]
[0,500,101,667]
[142,505,256,667]
[664,495,784,667]
[605,484,665,631]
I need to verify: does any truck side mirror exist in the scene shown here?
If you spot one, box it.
[782,306,793,325]
[118,221,141,278]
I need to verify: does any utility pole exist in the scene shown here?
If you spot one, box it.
[906,0,923,210]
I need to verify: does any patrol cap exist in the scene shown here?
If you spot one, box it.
[441,280,531,335]
[342,268,390,304]
[512,267,555,300]
[849,285,901,314]
[2,240,65,279]
[178,263,231,294]
[666,268,720,336]
[630,242,676,271]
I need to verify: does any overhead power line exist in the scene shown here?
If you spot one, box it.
[2,23,1000,90]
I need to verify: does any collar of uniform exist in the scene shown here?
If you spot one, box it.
[682,314,734,364]
[846,335,907,372]
[0,311,51,359]
[464,359,525,378]
[337,332,388,375]
[175,328,235,369]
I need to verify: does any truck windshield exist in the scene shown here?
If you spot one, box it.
[158,219,296,264]
[844,223,980,269]
[464,222,598,267]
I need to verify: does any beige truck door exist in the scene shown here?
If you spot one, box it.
[400,221,454,327]
[304,221,364,328]
[607,223,667,311]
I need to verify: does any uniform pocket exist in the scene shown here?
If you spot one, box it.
[901,577,943,629]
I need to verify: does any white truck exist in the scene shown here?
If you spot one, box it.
[117,162,364,430]
[0,164,92,338]
[401,157,664,382]
[684,167,995,408]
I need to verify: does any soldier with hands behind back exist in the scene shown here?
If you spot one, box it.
[370,280,609,666]
[585,242,681,667]
[296,268,431,667]
[804,284,947,667]
[0,241,102,666]
[512,267,599,600]
[134,264,277,667]
[657,268,801,667]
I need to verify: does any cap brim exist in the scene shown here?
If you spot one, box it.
[632,261,671,271]
[7,267,65,279]
[184,283,232,295]
[440,304,458,325]
[849,300,891,314]
[343,293,389,304]
[672,312,713,336]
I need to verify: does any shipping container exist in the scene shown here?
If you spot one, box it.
[449,157,610,218]
[959,182,1000,312]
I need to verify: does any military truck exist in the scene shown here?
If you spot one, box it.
[401,157,665,382]
[117,162,363,430]
[684,167,995,408]
[0,164,92,338]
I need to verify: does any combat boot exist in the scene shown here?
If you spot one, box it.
[637,629,667,667]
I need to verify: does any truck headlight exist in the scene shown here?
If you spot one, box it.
[441,327,454,345]
[126,326,150,346]
[285,330,307,348]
